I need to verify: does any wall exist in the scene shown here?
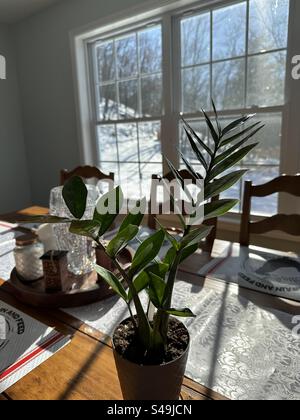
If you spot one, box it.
[14,0,154,206]
[0,24,31,213]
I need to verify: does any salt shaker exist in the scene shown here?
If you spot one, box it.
[14,235,44,281]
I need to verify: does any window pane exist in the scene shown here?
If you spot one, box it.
[243,113,282,165]
[249,0,290,54]
[140,163,163,199]
[247,51,286,107]
[119,162,141,199]
[182,65,210,113]
[98,84,118,120]
[181,12,210,66]
[213,2,247,60]
[213,59,245,109]
[116,34,137,79]
[244,166,279,216]
[141,74,163,116]
[117,123,139,162]
[96,41,115,83]
[138,121,162,163]
[97,125,118,162]
[118,79,139,119]
[139,26,162,74]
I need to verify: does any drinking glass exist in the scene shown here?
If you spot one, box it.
[49,185,99,275]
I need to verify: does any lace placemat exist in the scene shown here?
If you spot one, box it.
[198,243,300,302]
[65,279,300,400]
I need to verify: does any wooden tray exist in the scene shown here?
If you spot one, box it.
[9,248,133,309]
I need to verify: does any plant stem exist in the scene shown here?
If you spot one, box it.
[95,240,151,349]
[158,251,183,341]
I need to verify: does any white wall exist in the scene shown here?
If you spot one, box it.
[14,0,153,206]
[0,24,31,213]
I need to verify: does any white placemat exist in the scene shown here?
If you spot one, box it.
[0,300,70,393]
[64,279,300,400]
[197,243,300,302]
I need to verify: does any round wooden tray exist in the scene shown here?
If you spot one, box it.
[9,248,133,309]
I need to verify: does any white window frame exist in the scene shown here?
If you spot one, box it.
[70,0,300,227]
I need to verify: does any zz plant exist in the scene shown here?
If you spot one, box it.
[25,103,263,363]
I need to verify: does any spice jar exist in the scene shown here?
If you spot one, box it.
[14,234,44,281]
[41,250,69,292]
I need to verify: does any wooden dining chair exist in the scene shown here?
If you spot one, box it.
[60,166,114,189]
[240,175,300,246]
[148,170,219,254]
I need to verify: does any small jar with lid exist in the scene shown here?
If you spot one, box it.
[14,234,45,282]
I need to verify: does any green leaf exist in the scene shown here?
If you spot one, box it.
[93,186,123,236]
[211,99,221,135]
[204,199,239,220]
[183,127,208,171]
[221,114,255,137]
[205,170,248,200]
[148,272,167,309]
[166,308,196,318]
[119,198,146,231]
[164,156,185,188]
[127,262,169,302]
[178,149,203,182]
[220,122,262,147]
[94,264,128,302]
[215,125,264,165]
[156,219,180,251]
[129,230,165,277]
[62,176,88,219]
[166,154,196,204]
[69,220,100,238]
[180,225,212,250]
[163,247,176,266]
[202,108,219,145]
[106,224,139,258]
[208,144,258,181]
[180,243,199,263]
[128,271,149,302]
[164,245,199,267]
[182,116,212,156]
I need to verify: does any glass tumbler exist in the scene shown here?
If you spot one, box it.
[49,185,99,275]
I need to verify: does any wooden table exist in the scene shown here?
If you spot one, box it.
[1,207,300,401]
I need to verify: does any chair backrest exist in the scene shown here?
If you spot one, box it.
[148,169,218,254]
[60,166,114,188]
[240,175,300,246]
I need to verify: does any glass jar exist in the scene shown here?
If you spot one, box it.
[14,235,44,281]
